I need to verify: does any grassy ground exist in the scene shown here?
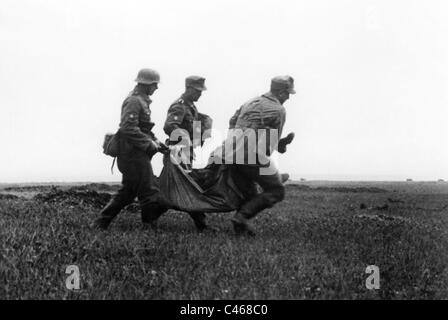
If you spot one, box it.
[1,182,447,299]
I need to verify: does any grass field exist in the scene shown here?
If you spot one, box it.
[1,181,448,299]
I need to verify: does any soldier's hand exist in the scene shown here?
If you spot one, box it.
[278,144,287,154]
[278,132,295,154]
[146,140,159,157]
[157,142,170,154]
[283,132,295,144]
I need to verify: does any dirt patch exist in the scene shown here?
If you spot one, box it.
[4,185,59,192]
[32,186,141,212]
[4,183,120,193]
[355,213,411,224]
[0,193,21,200]
[33,187,112,208]
[75,183,120,192]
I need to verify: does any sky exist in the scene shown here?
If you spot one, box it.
[1,0,447,182]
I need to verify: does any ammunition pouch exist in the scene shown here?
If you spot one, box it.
[103,130,120,157]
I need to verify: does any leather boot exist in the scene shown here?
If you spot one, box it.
[237,195,270,220]
[141,203,167,229]
[190,213,217,233]
[92,200,124,230]
[141,220,159,232]
[231,212,256,237]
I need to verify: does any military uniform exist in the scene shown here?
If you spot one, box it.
[94,85,167,229]
[224,92,286,217]
[227,92,286,164]
[164,95,204,166]
[162,76,214,232]
[164,95,200,143]
[220,76,296,235]
[164,76,211,167]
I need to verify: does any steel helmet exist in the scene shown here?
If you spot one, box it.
[135,68,160,85]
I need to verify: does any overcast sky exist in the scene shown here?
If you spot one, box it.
[1,0,447,182]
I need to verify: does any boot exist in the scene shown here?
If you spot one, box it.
[231,212,256,237]
[142,220,159,232]
[237,195,270,220]
[141,203,167,229]
[190,213,217,233]
[92,200,123,230]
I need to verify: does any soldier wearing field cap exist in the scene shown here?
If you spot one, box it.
[161,75,216,232]
[92,68,169,230]
[213,75,296,236]
[164,76,211,169]
[164,76,208,150]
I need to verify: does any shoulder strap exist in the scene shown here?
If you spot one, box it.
[170,97,184,108]
[110,157,116,174]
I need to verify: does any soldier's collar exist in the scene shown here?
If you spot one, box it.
[262,92,281,104]
[180,94,195,107]
[133,86,151,103]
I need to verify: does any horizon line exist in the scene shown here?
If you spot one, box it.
[1,179,446,185]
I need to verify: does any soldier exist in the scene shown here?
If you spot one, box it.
[162,75,216,232]
[164,76,209,169]
[92,68,169,230]
[215,76,296,236]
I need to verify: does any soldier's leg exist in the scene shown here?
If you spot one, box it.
[231,165,285,235]
[187,212,217,233]
[186,152,216,232]
[136,157,169,226]
[237,167,285,219]
[141,200,168,228]
[93,157,138,230]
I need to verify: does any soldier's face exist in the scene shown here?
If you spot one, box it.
[191,88,202,102]
[148,83,158,96]
[278,91,290,104]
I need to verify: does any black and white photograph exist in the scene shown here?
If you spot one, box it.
[1,0,448,305]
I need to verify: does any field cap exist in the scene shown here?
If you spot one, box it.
[271,75,296,94]
[186,75,207,91]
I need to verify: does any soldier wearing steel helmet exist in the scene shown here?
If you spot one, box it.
[92,68,169,230]
[212,75,296,236]
[161,75,216,232]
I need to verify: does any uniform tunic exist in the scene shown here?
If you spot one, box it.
[100,86,167,224]
[209,92,287,219]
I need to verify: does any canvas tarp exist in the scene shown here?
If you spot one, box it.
[159,153,259,213]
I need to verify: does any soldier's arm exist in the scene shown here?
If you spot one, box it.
[278,108,286,138]
[163,103,186,135]
[277,109,294,153]
[163,103,191,145]
[119,97,156,153]
[228,106,242,129]
[198,112,213,131]
[147,129,168,153]
[147,123,159,141]
[142,121,163,146]
[197,112,213,146]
